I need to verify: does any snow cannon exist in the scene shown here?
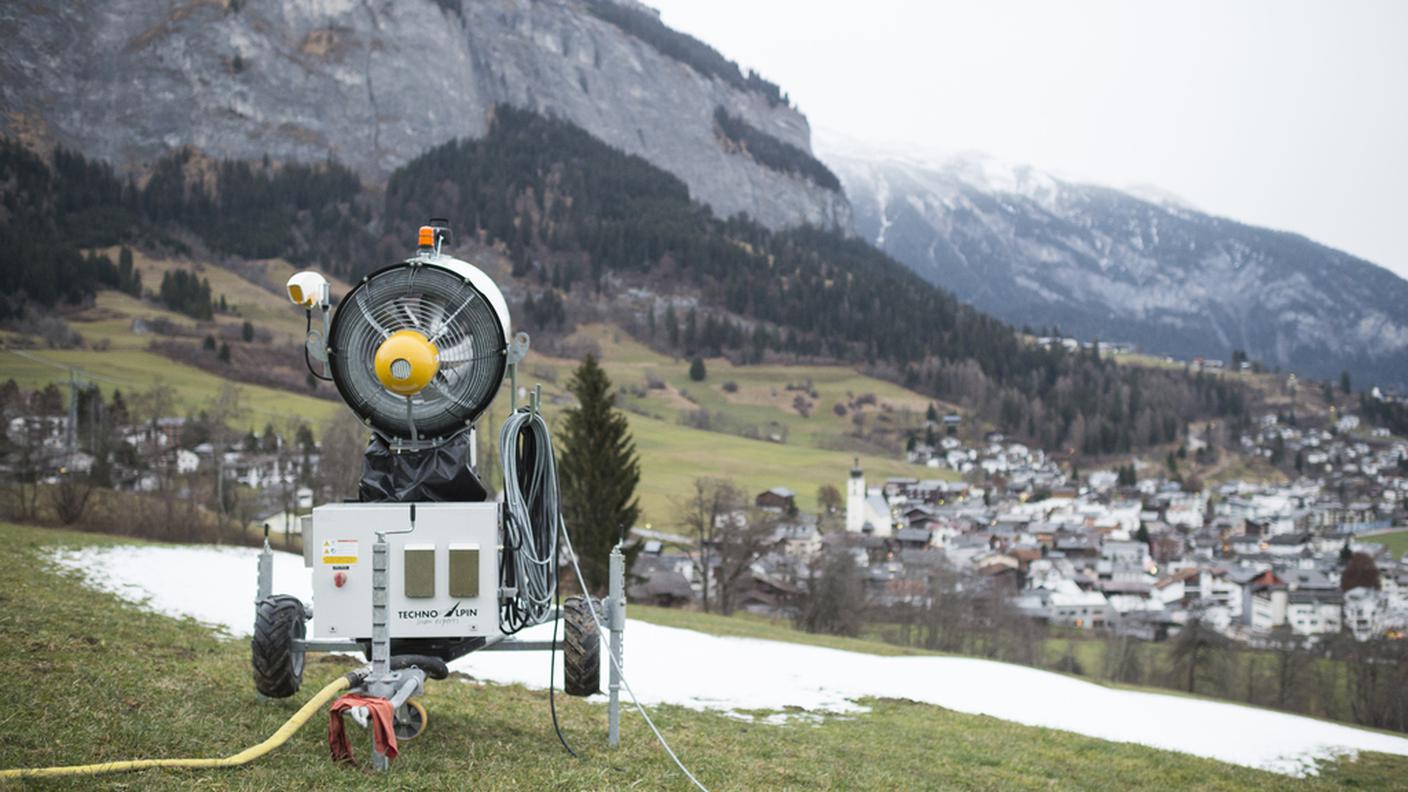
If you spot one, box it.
[251,220,621,771]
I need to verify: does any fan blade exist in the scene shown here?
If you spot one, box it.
[438,336,477,365]
[428,293,478,345]
[356,290,391,339]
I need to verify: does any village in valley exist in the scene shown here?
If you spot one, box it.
[629,364,1408,653]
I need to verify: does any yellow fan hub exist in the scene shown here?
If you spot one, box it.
[374,329,440,396]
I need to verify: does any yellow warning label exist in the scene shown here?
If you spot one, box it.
[321,539,359,566]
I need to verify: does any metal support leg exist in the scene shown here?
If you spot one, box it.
[370,534,391,771]
[257,534,273,603]
[607,544,625,748]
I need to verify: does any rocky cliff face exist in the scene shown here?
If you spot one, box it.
[0,0,848,231]
[820,142,1408,389]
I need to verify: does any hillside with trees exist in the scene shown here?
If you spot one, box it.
[713,107,842,190]
[2,107,1253,456]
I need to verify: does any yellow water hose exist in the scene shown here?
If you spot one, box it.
[0,675,351,780]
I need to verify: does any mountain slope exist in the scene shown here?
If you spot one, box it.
[820,143,1408,389]
[0,0,847,231]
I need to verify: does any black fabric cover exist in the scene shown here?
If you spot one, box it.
[358,433,489,503]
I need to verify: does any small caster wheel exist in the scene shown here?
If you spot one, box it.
[395,698,428,741]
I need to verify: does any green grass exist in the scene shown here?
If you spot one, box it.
[547,324,958,455]
[0,347,340,429]
[3,521,1404,790]
[479,383,925,525]
[476,324,946,522]
[90,246,355,345]
[1364,529,1408,559]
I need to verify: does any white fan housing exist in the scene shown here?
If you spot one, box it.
[327,252,511,442]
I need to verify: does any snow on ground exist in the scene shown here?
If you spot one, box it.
[50,543,1408,776]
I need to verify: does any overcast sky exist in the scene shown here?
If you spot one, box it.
[648,0,1408,280]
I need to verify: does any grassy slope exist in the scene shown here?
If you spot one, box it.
[480,324,951,521]
[3,522,1403,791]
[1364,529,1408,558]
[0,347,341,429]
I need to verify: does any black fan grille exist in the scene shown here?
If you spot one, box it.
[329,262,507,440]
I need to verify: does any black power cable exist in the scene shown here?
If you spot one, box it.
[547,538,578,758]
[303,309,334,381]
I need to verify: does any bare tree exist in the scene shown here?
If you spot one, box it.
[1102,634,1144,685]
[796,545,865,636]
[1168,614,1224,694]
[48,474,94,525]
[677,478,782,614]
[129,381,186,539]
[317,409,367,503]
[206,383,249,543]
[1332,634,1408,731]
[131,380,178,433]
[1266,627,1313,711]
[8,417,46,520]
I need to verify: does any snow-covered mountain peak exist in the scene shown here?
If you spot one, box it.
[825,143,1408,389]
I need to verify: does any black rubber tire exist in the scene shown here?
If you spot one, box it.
[252,595,306,698]
[562,596,601,697]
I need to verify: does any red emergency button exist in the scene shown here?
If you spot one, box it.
[334,571,347,588]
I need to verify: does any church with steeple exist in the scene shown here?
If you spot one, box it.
[845,458,894,537]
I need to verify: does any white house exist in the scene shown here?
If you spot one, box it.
[1343,587,1386,641]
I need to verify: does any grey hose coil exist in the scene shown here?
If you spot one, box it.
[497,408,560,633]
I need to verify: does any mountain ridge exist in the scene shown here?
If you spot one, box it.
[818,140,1408,390]
[0,0,849,232]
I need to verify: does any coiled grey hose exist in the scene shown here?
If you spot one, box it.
[497,408,560,633]
[497,408,709,790]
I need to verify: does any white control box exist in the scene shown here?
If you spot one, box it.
[308,502,500,640]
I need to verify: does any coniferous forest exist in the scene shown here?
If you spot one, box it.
[0,106,1251,456]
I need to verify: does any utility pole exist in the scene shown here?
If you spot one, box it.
[66,369,78,458]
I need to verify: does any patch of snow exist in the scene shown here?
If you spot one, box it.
[50,544,1408,777]
[51,544,311,636]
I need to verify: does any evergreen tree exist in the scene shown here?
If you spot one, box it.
[689,356,707,382]
[558,355,641,592]
[1117,463,1137,487]
[665,305,679,348]
[242,321,255,342]
[1340,369,1352,395]
[295,422,316,453]
[217,342,231,364]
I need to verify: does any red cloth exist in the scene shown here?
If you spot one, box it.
[328,693,400,764]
